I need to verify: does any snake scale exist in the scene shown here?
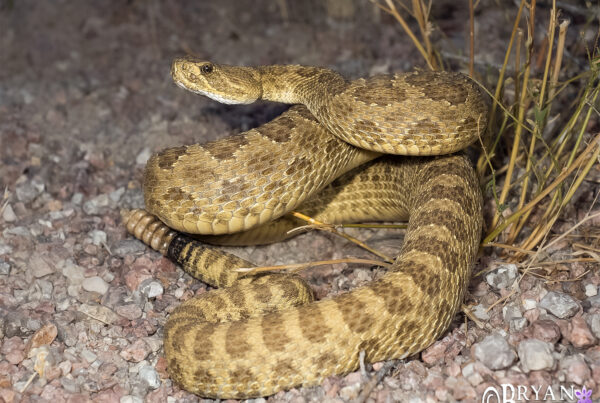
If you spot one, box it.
[122,56,487,398]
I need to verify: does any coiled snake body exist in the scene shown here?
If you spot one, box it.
[123,57,487,398]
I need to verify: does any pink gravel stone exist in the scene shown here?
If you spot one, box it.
[119,339,151,362]
[565,317,596,348]
[1,337,25,365]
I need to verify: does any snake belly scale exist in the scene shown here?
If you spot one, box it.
[123,56,487,398]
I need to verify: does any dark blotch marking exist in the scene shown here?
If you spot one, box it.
[225,322,251,359]
[404,71,470,105]
[351,75,406,106]
[401,262,442,300]
[250,282,273,304]
[369,280,413,317]
[192,323,217,361]
[335,293,369,333]
[354,119,382,134]
[298,305,328,344]
[272,359,298,378]
[395,319,420,341]
[261,312,290,352]
[279,279,301,301]
[256,116,294,143]
[401,235,461,273]
[203,133,249,160]
[157,146,188,170]
[314,352,338,371]
[408,119,442,136]
[291,105,319,122]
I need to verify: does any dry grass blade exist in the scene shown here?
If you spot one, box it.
[236,258,393,275]
[371,0,436,69]
[290,211,395,263]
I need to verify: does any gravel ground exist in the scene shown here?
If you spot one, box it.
[1,1,599,402]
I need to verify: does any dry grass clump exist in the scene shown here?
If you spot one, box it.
[374,0,599,270]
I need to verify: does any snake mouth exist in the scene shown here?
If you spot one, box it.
[173,77,253,105]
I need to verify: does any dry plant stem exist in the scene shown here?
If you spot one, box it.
[462,304,485,328]
[574,243,600,254]
[342,223,407,229]
[236,258,392,275]
[486,289,517,313]
[508,3,557,243]
[517,84,600,251]
[484,133,600,244]
[353,360,399,403]
[548,19,569,105]
[514,29,523,113]
[484,242,536,254]
[481,0,526,163]
[373,0,435,70]
[492,0,537,231]
[290,211,394,263]
[532,258,597,266]
[468,0,475,77]
[492,45,533,229]
[411,0,433,64]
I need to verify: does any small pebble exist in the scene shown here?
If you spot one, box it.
[471,304,490,321]
[116,304,143,320]
[485,263,518,290]
[559,355,591,385]
[585,284,598,297]
[139,279,164,298]
[120,339,151,362]
[587,313,600,339]
[71,192,84,205]
[120,395,143,403]
[16,178,45,203]
[564,316,596,348]
[517,339,555,372]
[59,376,80,394]
[0,242,13,255]
[81,349,97,364]
[61,259,85,285]
[522,298,537,311]
[82,276,110,295]
[510,317,528,332]
[89,230,107,246]
[503,302,522,321]
[136,147,152,165]
[539,291,579,319]
[77,304,120,324]
[2,203,17,222]
[30,253,55,278]
[113,239,146,257]
[0,260,10,275]
[109,187,126,203]
[461,363,483,386]
[472,333,516,370]
[83,194,111,215]
[1,336,25,364]
[531,319,561,343]
[139,365,161,389]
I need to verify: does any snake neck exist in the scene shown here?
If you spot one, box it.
[258,65,347,107]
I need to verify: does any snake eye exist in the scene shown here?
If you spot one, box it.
[201,64,214,74]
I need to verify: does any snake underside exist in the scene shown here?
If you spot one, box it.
[123,60,486,398]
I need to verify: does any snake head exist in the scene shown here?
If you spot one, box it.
[171,56,263,104]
